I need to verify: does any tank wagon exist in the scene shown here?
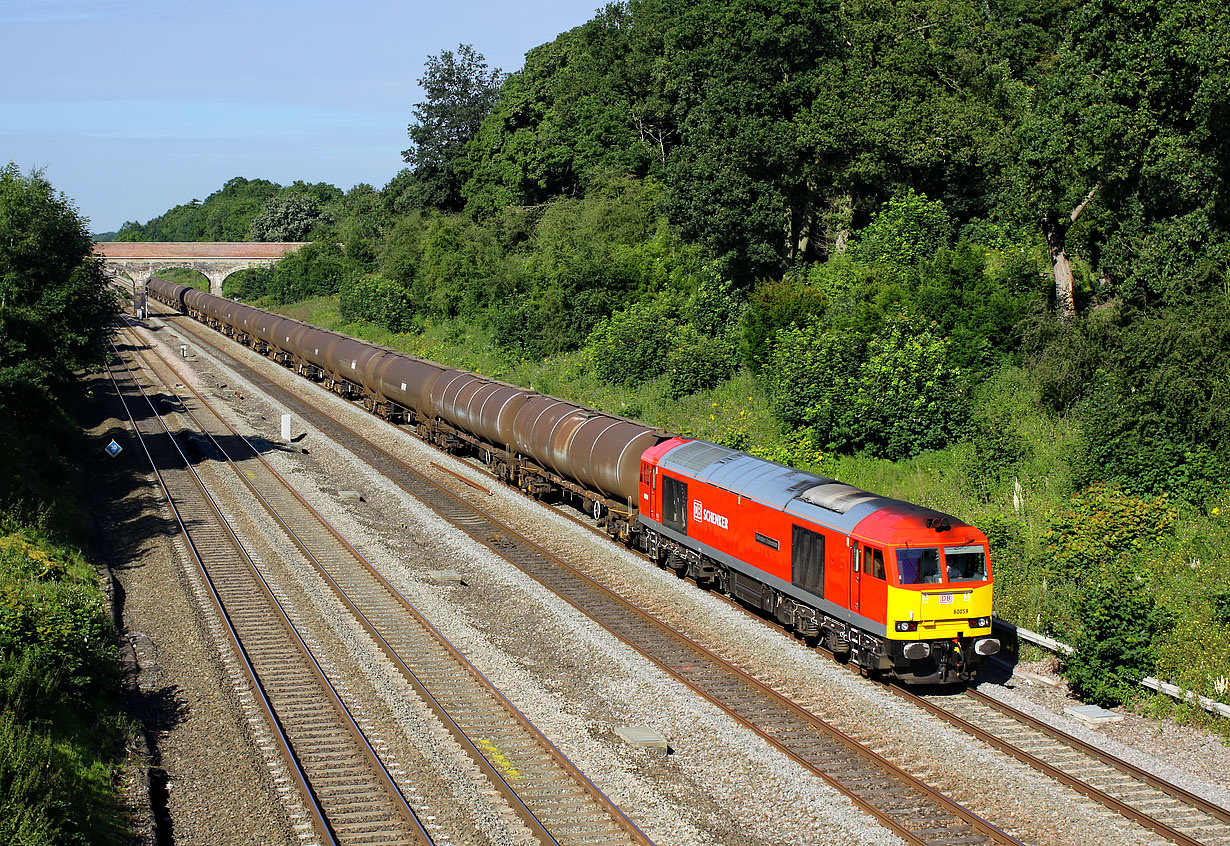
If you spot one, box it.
[145,278,999,683]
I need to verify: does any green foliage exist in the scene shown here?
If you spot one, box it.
[1061,560,1171,707]
[1074,295,1230,501]
[739,276,827,372]
[0,528,125,846]
[222,266,271,300]
[1042,483,1178,579]
[248,193,334,241]
[0,165,117,522]
[850,190,954,267]
[414,215,507,320]
[664,327,739,400]
[493,181,674,357]
[0,531,118,700]
[0,165,116,393]
[586,297,681,386]
[116,176,280,241]
[151,267,209,291]
[1154,616,1230,706]
[403,45,506,212]
[769,312,969,459]
[265,241,350,305]
[461,9,656,217]
[338,275,416,332]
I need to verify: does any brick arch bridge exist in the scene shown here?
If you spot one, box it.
[93,242,310,296]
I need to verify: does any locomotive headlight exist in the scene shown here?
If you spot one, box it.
[969,616,991,629]
[895,621,918,633]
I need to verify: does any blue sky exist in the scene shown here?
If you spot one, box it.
[1,0,601,233]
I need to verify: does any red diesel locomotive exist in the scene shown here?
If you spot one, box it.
[639,438,999,683]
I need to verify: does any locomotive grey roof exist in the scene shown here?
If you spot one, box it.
[657,439,903,534]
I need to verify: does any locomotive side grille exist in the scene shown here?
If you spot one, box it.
[791,524,826,598]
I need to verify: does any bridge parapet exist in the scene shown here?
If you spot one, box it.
[94,242,309,295]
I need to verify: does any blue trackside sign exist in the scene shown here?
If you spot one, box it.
[105,439,123,457]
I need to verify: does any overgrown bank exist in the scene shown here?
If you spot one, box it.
[1,163,127,843]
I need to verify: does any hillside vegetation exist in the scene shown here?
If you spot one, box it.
[1,164,126,842]
[120,0,1230,717]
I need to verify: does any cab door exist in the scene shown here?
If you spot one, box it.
[859,545,888,624]
[850,542,862,615]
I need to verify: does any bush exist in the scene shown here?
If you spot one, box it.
[1041,483,1177,580]
[1153,617,1230,706]
[585,297,682,386]
[1061,561,1170,707]
[768,312,970,460]
[339,275,416,332]
[266,242,350,305]
[850,190,954,267]
[223,266,271,300]
[739,276,827,372]
[0,528,125,845]
[664,328,739,399]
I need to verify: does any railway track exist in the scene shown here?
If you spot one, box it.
[105,335,433,846]
[115,322,654,846]
[890,685,1230,846]
[144,307,1026,846]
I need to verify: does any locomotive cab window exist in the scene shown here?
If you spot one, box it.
[662,475,687,534]
[896,547,941,585]
[944,545,987,582]
[866,547,885,580]
[791,526,825,597]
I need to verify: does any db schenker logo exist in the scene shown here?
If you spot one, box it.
[693,499,729,530]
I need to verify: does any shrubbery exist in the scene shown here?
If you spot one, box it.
[0,529,125,846]
[1061,561,1170,707]
[769,313,970,460]
[338,275,417,332]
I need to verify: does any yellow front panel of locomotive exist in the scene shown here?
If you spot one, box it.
[885,583,993,640]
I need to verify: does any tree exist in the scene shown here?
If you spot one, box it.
[0,163,115,399]
[402,45,505,211]
[116,176,280,241]
[248,193,334,241]
[0,163,117,519]
[1005,0,1230,320]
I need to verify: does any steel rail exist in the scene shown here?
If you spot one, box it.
[149,305,1027,846]
[964,688,1230,828]
[102,341,340,846]
[120,322,654,846]
[108,332,435,846]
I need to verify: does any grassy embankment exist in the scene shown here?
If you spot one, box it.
[0,399,129,844]
[269,295,1230,731]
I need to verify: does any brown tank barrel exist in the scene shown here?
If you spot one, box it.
[327,336,384,386]
[183,288,209,313]
[372,354,447,418]
[511,395,585,470]
[251,311,289,347]
[294,326,342,372]
[231,303,263,339]
[469,383,532,448]
[570,418,663,500]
